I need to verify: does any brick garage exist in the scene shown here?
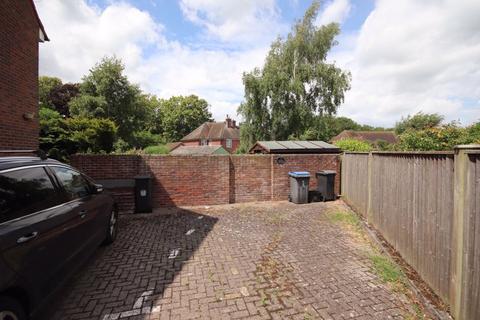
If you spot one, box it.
[70,154,341,211]
[0,1,48,150]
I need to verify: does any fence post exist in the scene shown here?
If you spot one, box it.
[451,144,480,319]
[340,153,345,196]
[366,152,373,223]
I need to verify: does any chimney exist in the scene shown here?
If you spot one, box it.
[232,120,236,128]
[226,115,232,128]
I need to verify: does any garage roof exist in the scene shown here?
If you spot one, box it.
[249,141,340,154]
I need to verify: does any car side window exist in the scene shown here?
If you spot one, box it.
[0,167,61,223]
[51,167,91,200]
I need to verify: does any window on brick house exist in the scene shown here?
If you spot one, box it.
[201,139,209,146]
[226,139,232,148]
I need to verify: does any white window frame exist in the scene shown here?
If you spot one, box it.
[226,139,232,148]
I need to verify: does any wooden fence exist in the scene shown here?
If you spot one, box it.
[341,146,480,320]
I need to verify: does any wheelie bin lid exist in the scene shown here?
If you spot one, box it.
[316,170,336,176]
[288,171,310,178]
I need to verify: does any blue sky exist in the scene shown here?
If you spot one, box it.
[36,0,480,127]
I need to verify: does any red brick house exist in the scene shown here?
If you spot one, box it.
[0,0,49,151]
[180,117,240,153]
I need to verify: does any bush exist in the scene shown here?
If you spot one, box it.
[143,145,170,154]
[334,139,373,152]
[66,117,117,153]
[467,122,480,143]
[397,124,469,151]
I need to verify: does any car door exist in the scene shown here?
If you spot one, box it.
[0,166,80,300]
[48,166,109,257]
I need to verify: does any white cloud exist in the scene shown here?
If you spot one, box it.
[179,0,285,46]
[35,0,273,121]
[130,44,268,120]
[317,0,351,26]
[334,0,480,126]
[36,0,163,82]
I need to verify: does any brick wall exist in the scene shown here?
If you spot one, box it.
[271,154,340,200]
[0,1,40,150]
[70,154,340,210]
[230,155,272,203]
[141,156,230,207]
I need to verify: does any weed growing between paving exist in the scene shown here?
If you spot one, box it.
[326,209,426,319]
[370,254,405,284]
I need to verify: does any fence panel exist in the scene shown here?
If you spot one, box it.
[368,153,454,303]
[341,153,369,216]
[342,152,455,305]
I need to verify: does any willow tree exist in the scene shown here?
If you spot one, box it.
[238,1,351,150]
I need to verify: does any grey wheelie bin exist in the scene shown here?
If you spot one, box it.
[288,171,310,204]
[316,170,336,201]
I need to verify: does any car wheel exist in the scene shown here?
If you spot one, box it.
[102,208,118,245]
[0,296,26,320]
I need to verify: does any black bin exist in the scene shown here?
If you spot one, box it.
[134,175,152,213]
[316,170,336,201]
[288,171,310,204]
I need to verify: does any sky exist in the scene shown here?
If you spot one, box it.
[35,0,480,127]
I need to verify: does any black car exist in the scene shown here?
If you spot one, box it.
[0,156,118,320]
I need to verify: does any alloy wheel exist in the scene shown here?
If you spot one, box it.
[0,311,18,320]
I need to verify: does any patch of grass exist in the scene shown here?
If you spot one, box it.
[326,210,361,229]
[369,254,405,284]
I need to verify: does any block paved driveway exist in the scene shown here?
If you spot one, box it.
[43,201,420,320]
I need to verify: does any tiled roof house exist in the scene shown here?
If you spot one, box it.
[180,116,240,153]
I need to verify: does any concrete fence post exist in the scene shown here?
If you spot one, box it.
[451,144,480,320]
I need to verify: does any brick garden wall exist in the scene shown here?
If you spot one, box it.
[70,154,340,211]
[0,1,41,150]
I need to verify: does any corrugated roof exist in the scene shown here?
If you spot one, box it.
[170,145,228,155]
[181,121,240,142]
[250,140,340,153]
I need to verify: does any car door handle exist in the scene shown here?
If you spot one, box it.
[17,232,38,244]
[79,210,87,218]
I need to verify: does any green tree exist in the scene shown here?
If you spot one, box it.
[297,116,361,141]
[238,1,351,149]
[334,139,373,152]
[159,95,212,142]
[69,56,147,143]
[395,112,443,134]
[48,83,79,117]
[39,76,62,109]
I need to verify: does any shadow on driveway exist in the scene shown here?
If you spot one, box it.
[40,208,217,320]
